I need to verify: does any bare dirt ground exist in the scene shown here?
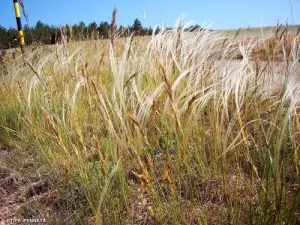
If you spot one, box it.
[0,143,64,225]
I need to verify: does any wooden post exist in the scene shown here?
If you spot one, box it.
[13,0,25,54]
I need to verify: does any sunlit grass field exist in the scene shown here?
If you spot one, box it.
[219,24,300,38]
[0,22,299,224]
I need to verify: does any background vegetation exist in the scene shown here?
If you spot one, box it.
[0,19,204,49]
[0,12,299,225]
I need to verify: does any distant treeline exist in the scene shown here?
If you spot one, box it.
[0,19,203,50]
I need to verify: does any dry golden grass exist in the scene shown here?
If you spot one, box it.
[0,21,299,224]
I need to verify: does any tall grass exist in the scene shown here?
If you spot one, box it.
[0,19,299,224]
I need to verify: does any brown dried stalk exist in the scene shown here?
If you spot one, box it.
[127,114,151,148]
[185,91,202,120]
[275,20,282,39]
[126,33,134,59]
[296,25,300,36]
[64,162,70,183]
[124,72,139,88]
[163,167,175,195]
[127,114,146,136]
[25,59,45,85]
[42,107,69,157]
[149,100,157,121]
[93,135,107,178]
[234,28,241,39]
[158,60,183,137]
[131,171,149,189]
[110,7,117,47]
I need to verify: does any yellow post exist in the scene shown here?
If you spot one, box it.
[13,0,25,54]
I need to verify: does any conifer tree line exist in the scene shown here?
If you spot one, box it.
[0,18,202,50]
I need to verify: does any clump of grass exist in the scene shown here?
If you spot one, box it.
[0,19,299,224]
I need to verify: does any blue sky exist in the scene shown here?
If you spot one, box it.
[0,0,300,30]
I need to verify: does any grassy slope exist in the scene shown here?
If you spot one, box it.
[217,24,300,38]
[0,26,299,225]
